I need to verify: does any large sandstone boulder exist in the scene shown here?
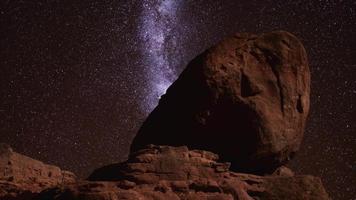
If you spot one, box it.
[0,144,76,199]
[131,31,310,174]
[35,145,329,200]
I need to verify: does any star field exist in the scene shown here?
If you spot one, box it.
[0,1,355,200]
[139,0,185,111]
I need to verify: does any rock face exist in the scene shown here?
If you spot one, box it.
[0,143,76,199]
[36,145,330,200]
[131,31,310,174]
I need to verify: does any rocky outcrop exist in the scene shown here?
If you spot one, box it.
[36,145,330,200]
[0,31,329,200]
[0,143,76,199]
[131,31,310,174]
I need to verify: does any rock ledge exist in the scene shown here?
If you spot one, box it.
[36,145,330,200]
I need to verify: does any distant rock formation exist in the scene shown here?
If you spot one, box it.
[131,31,310,174]
[0,143,76,199]
[36,145,329,200]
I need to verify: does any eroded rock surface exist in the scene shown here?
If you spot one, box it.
[36,145,329,200]
[0,143,76,199]
[131,31,311,174]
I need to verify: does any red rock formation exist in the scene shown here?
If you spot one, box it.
[0,143,76,199]
[36,145,330,200]
[0,31,329,200]
[131,31,311,174]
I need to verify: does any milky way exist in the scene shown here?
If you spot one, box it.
[139,0,184,112]
[0,1,354,200]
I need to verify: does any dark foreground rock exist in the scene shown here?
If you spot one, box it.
[0,144,76,199]
[130,31,311,174]
[36,145,330,200]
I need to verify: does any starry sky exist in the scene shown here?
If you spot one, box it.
[0,1,355,200]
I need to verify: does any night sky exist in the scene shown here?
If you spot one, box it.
[0,1,355,200]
